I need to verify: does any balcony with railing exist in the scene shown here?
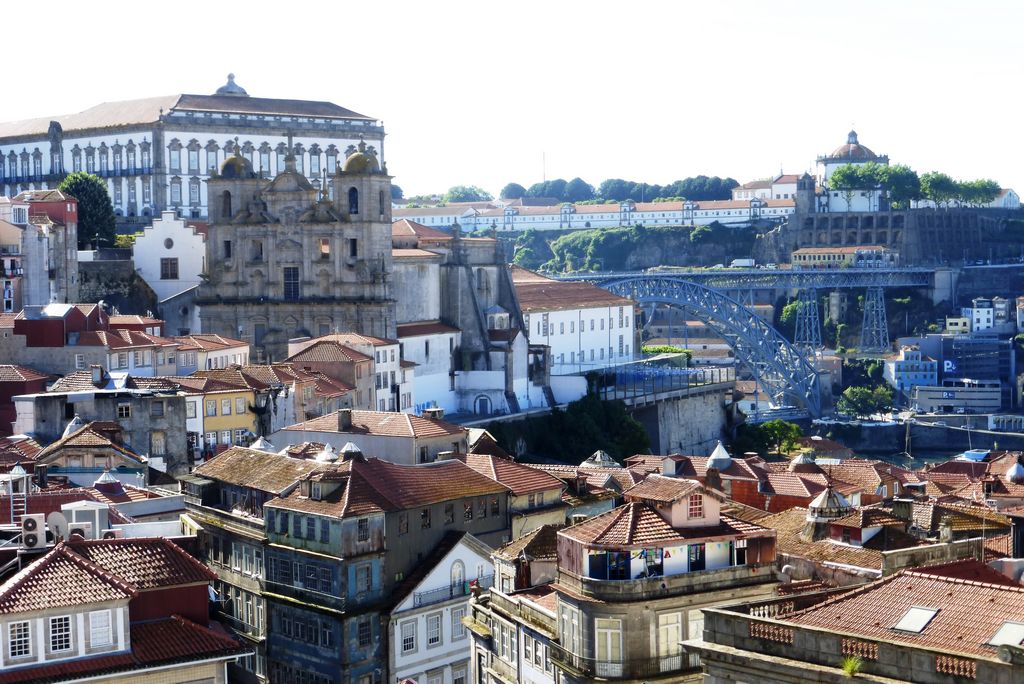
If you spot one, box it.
[549,642,701,680]
[561,561,777,603]
[413,574,493,609]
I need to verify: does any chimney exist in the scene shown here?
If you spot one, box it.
[36,464,48,489]
[338,409,353,431]
[90,365,103,386]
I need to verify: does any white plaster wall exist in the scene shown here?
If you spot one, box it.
[523,306,633,375]
[133,211,206,301]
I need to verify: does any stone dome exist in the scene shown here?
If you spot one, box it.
[220,148,256,179]
[342,140,380,174]
[827,130,879,161]
[215,73,248,97]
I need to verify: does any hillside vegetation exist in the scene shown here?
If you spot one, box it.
[511,222,757,273]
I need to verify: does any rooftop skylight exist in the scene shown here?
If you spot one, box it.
[892,606,939,633]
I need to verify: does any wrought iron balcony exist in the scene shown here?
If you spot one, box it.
[413,574,493,609]
[549,642,701,680]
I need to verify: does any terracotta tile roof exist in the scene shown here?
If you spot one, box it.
[37,424,145,465]
[0,435,42,461]
[67,537,216,589]
[760,507,927,569]
[358,458,507,509]
[193,446,323,493]
[516,584,558,612]
[622,475,705,504]
[312,332,399,347]
[459,453,565,496]
[511,268,633,313]
[397,321,461,337]
[285,340,372,364]
[72,329,180,351]
[830,508,908,529]
[108,314,163,327]
[0,544,136,614]
[48,370,179,393]
[268,457,508,516]
[468,431,512,459]
[172,333,248,351]
[284,409,466,439]
[391,218,453,241]
[494,524,563,561]
[130,614,249,662]
[280,441,326,458]
[762,471,830,498]
[191,367,271,391]
[529,464,647,494]
[663,454,764,482]
[560,502,770,548]
[786,564,1024,658]
[0,364,52,383]
[392,248,444,259]
[911,559,1022,587]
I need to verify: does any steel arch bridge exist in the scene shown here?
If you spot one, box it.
[599,276,824,416]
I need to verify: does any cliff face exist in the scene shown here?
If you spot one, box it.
[513,223,758,273]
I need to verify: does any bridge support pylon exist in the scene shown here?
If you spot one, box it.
[793,288,822,352]
[859,287,890,352]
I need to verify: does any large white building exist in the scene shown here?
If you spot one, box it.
[0,75,384,225]
[393,197,795,233]
[510,266,637,375]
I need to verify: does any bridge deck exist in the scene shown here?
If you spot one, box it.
[561,267,934,290]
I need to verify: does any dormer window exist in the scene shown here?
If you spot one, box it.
[311,482,322,500]
[688,494,703,519]
[49,615,72,653]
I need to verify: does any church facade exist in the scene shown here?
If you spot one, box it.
[196,141,395,362]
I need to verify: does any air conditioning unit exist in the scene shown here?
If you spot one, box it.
[100,528,124,540]
[68,521,93,540]
[21,514,46,549]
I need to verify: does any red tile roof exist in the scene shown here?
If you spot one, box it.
[460,453,565,496]
[397,321,461,338]
[391,218,453,241]
[494,524,563,561]
[171,333,248,351]
[622,475,706,504]
[67,537,216,589]
[560,501,770,548]
[36,424,145,465]
[786,564,1024,658]
[285,340,372,364]
[0,544,136,614]
[510,266,634,313]
[0,365,52,383]
[285,409,466,439]
[193,446,323,494]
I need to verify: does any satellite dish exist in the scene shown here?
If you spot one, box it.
[46,512,69,542]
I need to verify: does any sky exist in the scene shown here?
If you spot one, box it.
[6,1,1023,198]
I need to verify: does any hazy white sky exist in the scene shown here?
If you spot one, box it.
[8,1,1022,197]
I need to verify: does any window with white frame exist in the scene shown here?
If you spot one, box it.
[687,494,703,519]
[426,612,442,647]
[8,621,30,658]
[49,615,72,652]
[235,397,246,414]
[206,399,217,416]
[451,607,466,640]
[401,620,416,654]
[89,610,112,647]
[75,354,85,370]
[221,398,232,415]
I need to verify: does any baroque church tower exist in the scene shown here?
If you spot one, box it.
[196,138,395,361]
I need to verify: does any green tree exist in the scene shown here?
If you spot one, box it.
[920,172,957,207]
[500,182,526,200]
[837,385,893,419]
[876,164,921,208]
[827,164,862,211]
[761,419,803,455]
[442,185,493,203]
[390,184,404,201]
[777,299,801,341]
[564,177,595,202]
[955,178,1000,206]
[58,172,116,249]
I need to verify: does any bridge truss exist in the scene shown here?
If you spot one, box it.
[600,277,824,417]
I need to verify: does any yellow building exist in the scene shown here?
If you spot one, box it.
[174,377,258,459]
[791,245,898,269]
